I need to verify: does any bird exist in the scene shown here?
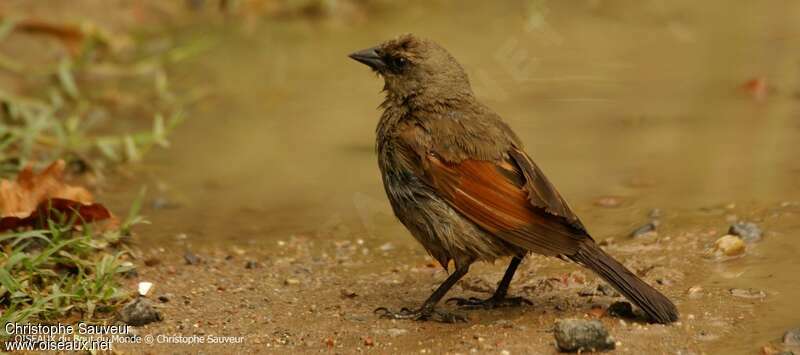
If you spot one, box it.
[348,34,678,324]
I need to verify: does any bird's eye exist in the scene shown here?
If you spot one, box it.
[391,57,407,69]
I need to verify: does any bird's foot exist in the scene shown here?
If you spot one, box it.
[374,306,467,323]
[446,295,532,309]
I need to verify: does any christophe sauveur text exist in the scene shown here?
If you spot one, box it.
[5,322,133,351]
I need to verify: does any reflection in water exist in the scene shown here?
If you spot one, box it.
[121,1,799,353]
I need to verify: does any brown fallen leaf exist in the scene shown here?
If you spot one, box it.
[0,198,111,231]
[0,160,111,231]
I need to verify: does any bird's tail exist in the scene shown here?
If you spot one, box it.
[569,240,679,324]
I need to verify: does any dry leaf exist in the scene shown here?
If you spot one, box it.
[12,18,86,56]
[0,160,111,231]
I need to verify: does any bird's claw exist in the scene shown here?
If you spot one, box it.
[374,306,467,323]
[446,295,533,309]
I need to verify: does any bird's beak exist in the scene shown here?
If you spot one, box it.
[348,46,385,71]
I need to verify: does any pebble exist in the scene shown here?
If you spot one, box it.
[245,260,258,269]
[143,257,161,267]
[603,284,625,298]
[183,251,201,265]
[713,235,746,257]
[387,328,408,337]
[364,336,375,346]
[729,222,763,243]
[118,298,163,326]
[687,286,703,299]
[284,278,301,285]
[379,242,395,251]
[137,282,154,296]
[729,288,766,299]
[340,289,358,298]
[629,221,657,238]
[784,327,800,346]
[554,318,615,352]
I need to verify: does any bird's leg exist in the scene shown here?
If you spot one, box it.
[447,256,532,309]
[375,264,470,323]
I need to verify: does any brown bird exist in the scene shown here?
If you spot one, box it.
[349,34,678,324]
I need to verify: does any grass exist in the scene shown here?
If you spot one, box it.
[0,14,209,337]
[0,16,211,178]
[0,190,146,339]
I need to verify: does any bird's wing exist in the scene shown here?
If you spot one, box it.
[421,146,589,256]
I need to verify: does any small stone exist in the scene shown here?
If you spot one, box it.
[629,221,657,238]
[245,260,258,269]
[340,289,357,298]
[364,336,375,347]
[729,288,766,299]
[119,298,163,326]
[607,301,635,319]
[687,286,703,299]
[157,294,172,303]
[554,318,615,352]
[729,222,763,243]
[597,284,619,297]
[379,242,395,251]
[183,251,200,265]
[284,278,300,285]
[387,328,408,337]
[137,282,154,296]
[714,235,746,257]
[783,327,800,346]
[143,257,161,267]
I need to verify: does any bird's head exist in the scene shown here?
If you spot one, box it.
[349,34,473,102]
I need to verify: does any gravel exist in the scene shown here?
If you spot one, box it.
[183,251,200,265]
[629,221,657,238]
[554,318,615,352]
[729,222,762,243]
[118,297,163,326]
[784,327,800,346]
[713,235,746,257]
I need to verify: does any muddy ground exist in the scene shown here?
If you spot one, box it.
[112,202,799,354]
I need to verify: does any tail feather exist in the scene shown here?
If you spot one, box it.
[569,240,678,324]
